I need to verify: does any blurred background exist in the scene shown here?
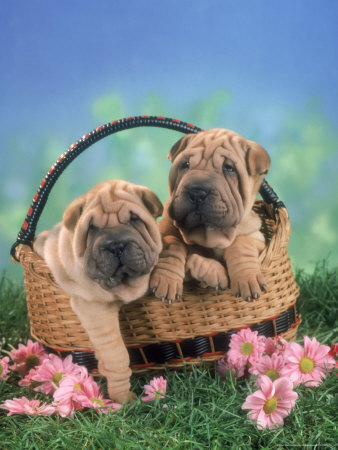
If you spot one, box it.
[1,0,337,279]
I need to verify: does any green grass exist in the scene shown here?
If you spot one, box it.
[0,277,30,354]
[0,262,337,449]
[295,260,338,344]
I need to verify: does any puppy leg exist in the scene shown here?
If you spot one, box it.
[186,254,228,290]
[150,236,187,303]
[224,234,266,301]
[71,296,134,404]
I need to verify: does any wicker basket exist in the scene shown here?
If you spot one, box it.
[11,116,300,374]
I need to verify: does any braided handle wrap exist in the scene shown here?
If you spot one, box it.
[10,115,282,259]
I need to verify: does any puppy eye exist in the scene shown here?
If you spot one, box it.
[129,213,141,222]
[180,160,190,170]
[223,163,236,174]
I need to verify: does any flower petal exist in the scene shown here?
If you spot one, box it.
[259,375,274,397]
[242,393,265,410]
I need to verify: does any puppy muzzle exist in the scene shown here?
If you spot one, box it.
[84,227,155,291]
[169,182,237,231]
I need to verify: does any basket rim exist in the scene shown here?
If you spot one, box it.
[11,115,285,261]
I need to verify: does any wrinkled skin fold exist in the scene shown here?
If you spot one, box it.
[150,128,270,303]
[34,180,163,403]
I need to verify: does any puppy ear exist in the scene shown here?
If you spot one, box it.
[63,196,86,231]
[134,186,163,218]
[168,134,194,162]
[246,142,271,176]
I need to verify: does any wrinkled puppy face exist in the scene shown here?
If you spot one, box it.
[84,214,157,291]
[63,181,163,292]
[168,129,270,245]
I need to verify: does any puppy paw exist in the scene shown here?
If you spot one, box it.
[186,254,228,290]
[230,269,267,302]
[150,269,183,304]
[108,388,137,404]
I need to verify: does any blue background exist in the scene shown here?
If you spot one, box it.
[1,0,337,278]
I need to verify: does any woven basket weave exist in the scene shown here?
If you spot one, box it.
[11,116,300,373]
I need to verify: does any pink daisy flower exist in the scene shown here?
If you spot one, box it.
[0,396,55,416]
[227,329,266,368]
[142,376,167,402]
[264,336,288,356]
[249,353,286,386]
[18,368,39,389]
[217,354,246,379]
[0,356,10,380]
[32,354,83,394]
[73,375,121,414]
[281,336,335,387]
[217,357,233,379]
[53,367,116,417]
[53,401,73,418]
[10,340,48,376]
[52,368,89,417]
[242,375,298,429]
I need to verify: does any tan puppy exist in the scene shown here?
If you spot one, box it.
[150,128,270,303]
[34,180,163,403]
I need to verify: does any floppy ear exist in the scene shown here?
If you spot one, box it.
[63,196,86,231]
[246,142,271,176]
[168,134,194,162]
[134,186,163,218]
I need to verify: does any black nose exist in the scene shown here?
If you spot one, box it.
[106,241,126,257]
[188,187,209,204]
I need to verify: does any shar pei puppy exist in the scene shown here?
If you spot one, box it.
[150,128,270,303]
[34,180,163,403]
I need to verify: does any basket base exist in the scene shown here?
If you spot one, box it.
[46,303,300,374]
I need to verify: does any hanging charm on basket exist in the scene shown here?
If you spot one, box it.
[11,116,300,381]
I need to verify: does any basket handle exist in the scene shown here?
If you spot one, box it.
[10,115,283,260]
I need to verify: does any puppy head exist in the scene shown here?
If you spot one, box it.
[62,180,163,293]
[167,129,270,247]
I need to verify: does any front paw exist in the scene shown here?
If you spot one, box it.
[150,269,183,304]
[186,254,228,290]
[230,269,267,302]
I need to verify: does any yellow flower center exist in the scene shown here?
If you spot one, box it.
[154,390,163,399]
[241,342,253,355]
[299,356,315,374]
[74,383,82,391]
[265,369,279,381]
[90,397,105,407]
[263,396,278,414]
[0,365,3,375]
[52,372,63,386]
[25,354,40,370]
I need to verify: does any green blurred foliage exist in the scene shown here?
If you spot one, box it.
[269,101,338,270]
[1,92,337,279]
